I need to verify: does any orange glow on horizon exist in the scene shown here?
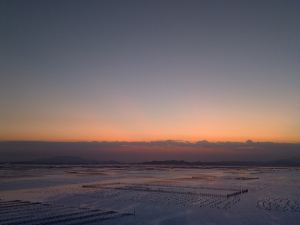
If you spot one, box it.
[1,93,299,144]
[1,131,299,144]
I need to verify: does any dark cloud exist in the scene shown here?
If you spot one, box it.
[0,141,299,163]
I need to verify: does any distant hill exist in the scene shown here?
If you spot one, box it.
[13,156,120,165]
[6,157,300,166]
[142,159,300,167]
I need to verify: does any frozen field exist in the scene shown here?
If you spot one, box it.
[0,164,299,225]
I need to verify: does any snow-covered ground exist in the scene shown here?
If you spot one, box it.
[0,165,299,225]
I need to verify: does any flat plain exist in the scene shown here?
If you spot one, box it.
[0,164,299,225]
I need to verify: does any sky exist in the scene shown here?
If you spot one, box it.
[1,0,300,143]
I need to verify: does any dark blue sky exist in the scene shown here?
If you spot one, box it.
[1,0,300,142]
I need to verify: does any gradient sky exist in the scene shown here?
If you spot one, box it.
[1,0,300,142]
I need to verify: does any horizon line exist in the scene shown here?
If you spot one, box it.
[1,139,300,145]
